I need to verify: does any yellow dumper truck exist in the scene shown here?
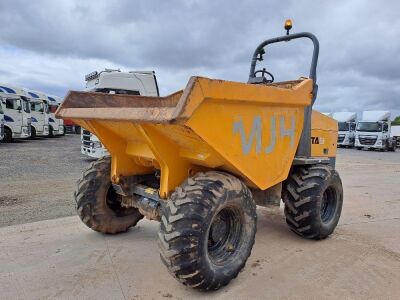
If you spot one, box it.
[57,21,342,290]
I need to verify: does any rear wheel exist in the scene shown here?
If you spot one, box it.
[74,156,143,234]
[158,171,257,290]
[282,164,343,240]
[388,140,396,152]
[3,127,12,143]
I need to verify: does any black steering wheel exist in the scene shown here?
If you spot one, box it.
[254,68,274,83]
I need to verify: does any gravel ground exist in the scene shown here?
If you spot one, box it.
[0,143,399,298]
[0,136,399,228]
[0,134,90,227]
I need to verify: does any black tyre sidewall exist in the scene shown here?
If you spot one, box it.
[314,170,343,237]
[75,157,143,234]
[283,165,343,239]
[4,127,12,143]
[199,185,256,285]
[159,171,257,290]
[30,126,36,139]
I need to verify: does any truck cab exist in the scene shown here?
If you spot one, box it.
[332,112,357,147]
[81,69,159,158]
[391,125,400,148]
[25,89,49,138]
[355,111,396,151]
[47,95,64,136]
[0,84,31,142]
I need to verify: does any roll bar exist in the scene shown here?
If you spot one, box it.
[248,32,320,158]
[249,32,319,82]
[248,32,319,99]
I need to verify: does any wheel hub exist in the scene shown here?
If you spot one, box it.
[320,187,337,224]
[210,215,228,244]
[207,207,242,264]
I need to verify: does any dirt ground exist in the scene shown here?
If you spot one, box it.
[0,134,89,227]
[0,136,399,299]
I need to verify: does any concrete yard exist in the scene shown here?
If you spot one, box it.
[0,136,400,299]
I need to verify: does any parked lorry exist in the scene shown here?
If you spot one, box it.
[25,89,49,138]
[391,125,400,148]
[47,95,64,136]
[80,69,159,158]
[63,119,80,134]
[355,111,396,151]
[332,112,357,147]
[57,21,343,290]
[0,84,31,142]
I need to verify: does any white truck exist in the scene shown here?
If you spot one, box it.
[47,95,64,136]
[355,111,396,151]
[25,89,49,138]
[0,84,31,142]
[391,125,400,148]
[81,69,159,158]
[332,112,357,147]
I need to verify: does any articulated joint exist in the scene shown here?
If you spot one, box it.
[112,175,161,221]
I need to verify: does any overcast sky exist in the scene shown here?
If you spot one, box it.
[0,0,399,116]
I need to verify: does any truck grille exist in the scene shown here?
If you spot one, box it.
[359,136,377,145]
[395,137,400,147]
[337,135,345,143]
[83,140,92,147]
[82,129,91,141]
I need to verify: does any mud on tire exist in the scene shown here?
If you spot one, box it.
[158,171,257,291]
[74,156,143,234]
[282,164,343,240]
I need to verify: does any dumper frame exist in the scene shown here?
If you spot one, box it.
[57,23,343,291]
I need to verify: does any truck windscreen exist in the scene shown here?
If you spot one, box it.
[44,102,50,114]
[31,102,44,112]
[338,122,348,131]
[49,105,58,113]
[22,99,30,113]
[356,122,382,132]
[5,98,22,110]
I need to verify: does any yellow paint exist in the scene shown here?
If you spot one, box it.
[311,111,338,158]
[64,77,338,198]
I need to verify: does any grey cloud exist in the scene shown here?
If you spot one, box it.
[0,0,399,116]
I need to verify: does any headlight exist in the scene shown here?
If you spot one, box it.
[92,141,102,148]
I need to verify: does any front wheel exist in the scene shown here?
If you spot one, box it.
[74,156,143,234]
[282,164,343,240]
[3,127,12,143]
[30,126,36,139]
[158,171,257,290]
[48,126,54,137]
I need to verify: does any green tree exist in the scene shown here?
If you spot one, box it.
[392,116,400,125]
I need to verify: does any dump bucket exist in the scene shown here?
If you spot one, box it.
[57,76,316,198]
